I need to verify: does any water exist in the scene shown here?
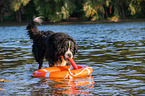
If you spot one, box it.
[0,22,145,95]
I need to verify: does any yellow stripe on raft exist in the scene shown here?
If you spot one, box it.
[32,65,93,78]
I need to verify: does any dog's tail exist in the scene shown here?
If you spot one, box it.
[26,17,43,39]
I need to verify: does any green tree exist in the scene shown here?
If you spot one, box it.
[23,0,38,20]
[2,0,145,23]
[83,0,106,21]
[0,0,10,22]
[10,0,30,22]
[83,0,145,21]
[128,0,145,18]
[34,0,76,22]
[107,0,128,22]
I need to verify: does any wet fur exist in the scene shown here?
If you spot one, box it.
[26,17,78,69]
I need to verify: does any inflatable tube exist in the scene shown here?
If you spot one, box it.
[32,65,93,78]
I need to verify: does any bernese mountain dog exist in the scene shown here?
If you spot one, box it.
[26,17,78,69]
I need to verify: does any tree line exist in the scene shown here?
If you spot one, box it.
[0,0,145,23]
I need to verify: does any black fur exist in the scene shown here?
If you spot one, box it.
[26,18,78,69]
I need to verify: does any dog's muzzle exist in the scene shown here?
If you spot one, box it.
[65,51,73,59]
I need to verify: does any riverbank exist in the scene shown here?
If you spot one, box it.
[0,19,145,26]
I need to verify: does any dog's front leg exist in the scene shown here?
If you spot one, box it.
[48,59,54,67]
[38,59,43,69]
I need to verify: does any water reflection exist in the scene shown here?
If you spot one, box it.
[0,22,145,95]
[30,77,94,95]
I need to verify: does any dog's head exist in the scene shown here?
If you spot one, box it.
[54,39,77,66]
[55,38,78,60]
[63,40,77,59]
[47,33,78,66]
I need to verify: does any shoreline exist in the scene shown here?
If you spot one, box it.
[0,19,145,26]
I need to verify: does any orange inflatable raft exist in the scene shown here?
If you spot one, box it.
[32,65,93,78]
[32,58,93,78]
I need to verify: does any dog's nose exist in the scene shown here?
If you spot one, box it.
[67,53,72,58]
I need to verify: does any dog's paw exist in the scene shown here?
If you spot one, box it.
[33,16,43,24]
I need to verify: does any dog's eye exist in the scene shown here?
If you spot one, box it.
[71,47,72,49]
[67,46,69,48]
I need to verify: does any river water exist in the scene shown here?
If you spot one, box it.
[0,22,145,95]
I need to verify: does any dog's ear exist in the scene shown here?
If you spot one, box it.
[54,42,65,58]
[69,38,78,55]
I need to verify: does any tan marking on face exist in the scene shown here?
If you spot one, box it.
[54,56,67,66]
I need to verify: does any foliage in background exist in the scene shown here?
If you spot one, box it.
[0,0,10,22]
[84,0,107,21]
[0,0,145,23]
[10,0,30,11]
[33,0,76,22]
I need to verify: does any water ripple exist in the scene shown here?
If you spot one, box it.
[0,22,145,95]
